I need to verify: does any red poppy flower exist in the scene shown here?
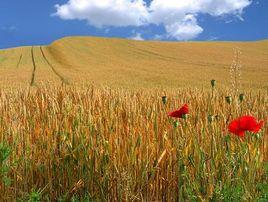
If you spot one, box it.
[228,115,264,137]
[168,104,189,118]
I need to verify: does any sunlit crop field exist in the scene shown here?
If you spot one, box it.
[0,85,267,201]
[0,37,267,200]
[0,37,268,89]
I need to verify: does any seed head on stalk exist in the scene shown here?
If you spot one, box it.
[211,79,216,88]
[239,93,245,102]
[225,96,232,104]
[162,96,167,105]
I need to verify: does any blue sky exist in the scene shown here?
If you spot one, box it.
[0,0,267,49]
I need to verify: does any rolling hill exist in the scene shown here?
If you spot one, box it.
[0,36,267,89]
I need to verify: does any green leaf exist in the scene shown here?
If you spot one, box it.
[264,162,268,175]
[3,176,11,186]
[0,143,11,163]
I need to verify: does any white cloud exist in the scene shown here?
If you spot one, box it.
[130,33,144,41]
[54,0,148,27]
[54,0,252,40]
[208,36,219,41]
[165,14,203,40]
[200,0,252,16]
[148,0,251,40]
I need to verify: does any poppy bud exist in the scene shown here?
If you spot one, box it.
[211,79,216,88]
[173,120,179,128]
[225,96,232,104]
[208,115,214,123]
[255,133,262,140]
[181,114,188,120]
[239,93,245,102]
[162,96,167,105]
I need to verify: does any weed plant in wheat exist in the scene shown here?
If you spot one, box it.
[0,85,267,201]
[229,47,242,95]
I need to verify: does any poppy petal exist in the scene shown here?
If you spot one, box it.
[168,103,189,118]
[228,120,238,133]
[239,116,257,131]
[168,110,182,118]
[229,115,264,137]
[237,130,245,137]
[228,120,245,137]
[252,121,264,133]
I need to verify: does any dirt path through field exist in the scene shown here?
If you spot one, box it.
[16,54,23,68]
[30,46,37,86]
[39,46,69,85]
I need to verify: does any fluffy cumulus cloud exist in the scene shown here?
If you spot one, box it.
[54,0,148,27]
[164,15,203,40]
[148,0,251,40]
[54,0,252,40]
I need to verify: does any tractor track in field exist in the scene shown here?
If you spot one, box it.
[16,54,22,68]
[39,46,69,85]
[30,46,36,86]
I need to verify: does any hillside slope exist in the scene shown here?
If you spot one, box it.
[0,36,267,89]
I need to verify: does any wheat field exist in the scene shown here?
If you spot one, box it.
[0,37,267,201]
[0,85,266,201]
[0,37,268,89]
